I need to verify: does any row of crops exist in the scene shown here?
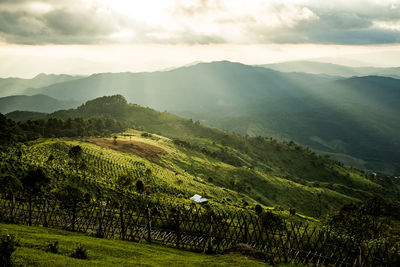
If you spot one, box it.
[6,140,197,196]
[1,139,256,210]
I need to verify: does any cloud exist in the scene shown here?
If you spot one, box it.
[0,0,399,45]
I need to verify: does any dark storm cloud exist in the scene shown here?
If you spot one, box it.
[0,0,400,45]
[0,9,115,44]
[0,10,47,44]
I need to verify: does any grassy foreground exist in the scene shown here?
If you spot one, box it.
[1,223,269,267]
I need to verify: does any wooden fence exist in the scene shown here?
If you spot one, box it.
[0,193,398,266]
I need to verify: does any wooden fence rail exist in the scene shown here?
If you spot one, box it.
[0,194,398,266]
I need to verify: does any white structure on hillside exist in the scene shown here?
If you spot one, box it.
[190,194,208,204]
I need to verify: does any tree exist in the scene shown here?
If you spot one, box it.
[0,165,23,219]
[0,114,24,145]
[327,196,396,243]
[20,167,50,225]
[53,176,90,231]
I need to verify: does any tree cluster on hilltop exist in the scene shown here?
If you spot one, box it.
[0,113,126,145]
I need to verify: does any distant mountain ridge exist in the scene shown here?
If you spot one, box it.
[0,94,80,114]
[0,73,83,97]
[261,60,400,78]
[25,61,335,112]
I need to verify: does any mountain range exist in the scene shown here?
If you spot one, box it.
[2,61,399,175]
[261,60,400,79]
[0,73,82,97]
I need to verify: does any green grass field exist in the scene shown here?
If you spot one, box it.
[1,223,269,267]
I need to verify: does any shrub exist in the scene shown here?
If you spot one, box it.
[289,208,296,216]
[141,132,152,138]
[136,180,145,193]
[254,204,263,215]
[47,241,59,254]
[70,244,88,260]
[260,212,284,230]
[0,233,18,267]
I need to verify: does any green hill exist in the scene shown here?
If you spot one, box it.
[3,95,399,218]
[202,76,400,174]
[5,110,49,121]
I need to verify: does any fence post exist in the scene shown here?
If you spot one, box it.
[203,215,213,253]
[96,204,104,237]
[146,204,152,242]
[285,225,291,263]
[72,200,77,231]
[11,193,16,219]
[28,197,32,226]
[176,208,181,249]
[244,219,248,243]
[120,204,125,240]
[43,199,48,227]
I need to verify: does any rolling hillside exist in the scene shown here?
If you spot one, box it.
[3,95,399,218]
[202,76,400,174]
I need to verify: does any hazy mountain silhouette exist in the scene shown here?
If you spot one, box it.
[0,73,82,97]
[25,61,334,112]
[261,60,400,78]
[0,94,79,114]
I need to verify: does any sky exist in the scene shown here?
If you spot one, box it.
[1,0,400,78]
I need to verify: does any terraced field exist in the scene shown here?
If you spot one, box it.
[2,128,387,219]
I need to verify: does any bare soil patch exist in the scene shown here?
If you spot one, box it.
[88,138,168,162]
